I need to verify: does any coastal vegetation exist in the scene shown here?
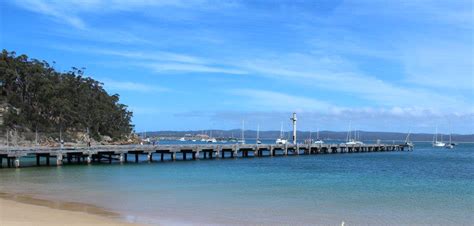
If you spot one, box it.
[0,50,134,142]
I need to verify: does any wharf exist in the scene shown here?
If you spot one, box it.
[0,143,413,168]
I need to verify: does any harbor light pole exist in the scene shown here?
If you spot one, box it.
[290,112,297,144]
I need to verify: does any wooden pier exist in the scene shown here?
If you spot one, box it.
[0,143,413,168]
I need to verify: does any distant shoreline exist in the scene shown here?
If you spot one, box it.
[138,130,474,143]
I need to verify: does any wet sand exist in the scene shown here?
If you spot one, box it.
[0,192,139,226]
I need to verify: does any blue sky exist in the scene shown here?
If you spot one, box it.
[1,0,473,133]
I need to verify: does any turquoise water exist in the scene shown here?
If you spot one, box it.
[0,142,472,225]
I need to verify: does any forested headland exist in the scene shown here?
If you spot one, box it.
[0,50,134,144]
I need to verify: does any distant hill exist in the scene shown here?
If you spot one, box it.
[139,130,474,142]
[0,50,134,141]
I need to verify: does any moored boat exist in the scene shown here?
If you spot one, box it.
[275,123,288,144]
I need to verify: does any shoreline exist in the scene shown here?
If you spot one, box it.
[0,192,140,226]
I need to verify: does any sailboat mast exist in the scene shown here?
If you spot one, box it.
[241,120,245,141]
[280,122,283,139]
[257,124,260,143]
[347,121,352,142]
[349,122,352,141]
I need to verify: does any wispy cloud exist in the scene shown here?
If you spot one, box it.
[54,45,205,64]
[228,89,338,112]
[146,63,247,75]
[55,45,247,75]
[7,0,473,133]
[337,0,473,29]
[236,52,471,111]
[401,38,473,91]
[13,0,86,29]
[91,49,206,65]
[11,0,240,29]
[102,79,170,93]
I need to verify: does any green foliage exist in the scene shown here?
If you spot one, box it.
[0,50,134,140]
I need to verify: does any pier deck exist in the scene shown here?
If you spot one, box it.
[0,143,412,168]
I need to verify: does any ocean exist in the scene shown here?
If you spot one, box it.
[0,142,472,225]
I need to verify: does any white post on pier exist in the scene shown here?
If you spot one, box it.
[119,153,125,163]
[56,154,63,166]
[216,147,221,158]
[171,152,176,161]
[194,146,200,160]
[147,152,152,161]
[14,157,20,168]
[290,112,297,145]
[233,146,238,158]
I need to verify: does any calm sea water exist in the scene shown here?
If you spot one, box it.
[0,142,472,225]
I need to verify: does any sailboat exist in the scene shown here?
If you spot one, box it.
[256,124,262,144]
[200,130,207,142]
[305,130,313,144]
[238,120,246,144]
[432,126,445,147]
[206,130,217,143]
[276,122,288,144]
[207,138,217,143]
[229,132,238,143]
[314,128,324,144]
[354,130,364,145]
[404,130,414,147]
[445,133,455,149]
[345,122,363,145]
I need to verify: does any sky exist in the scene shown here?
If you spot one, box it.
[1,0,473,134]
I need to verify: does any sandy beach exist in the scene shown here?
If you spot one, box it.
[0,194,138,226]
